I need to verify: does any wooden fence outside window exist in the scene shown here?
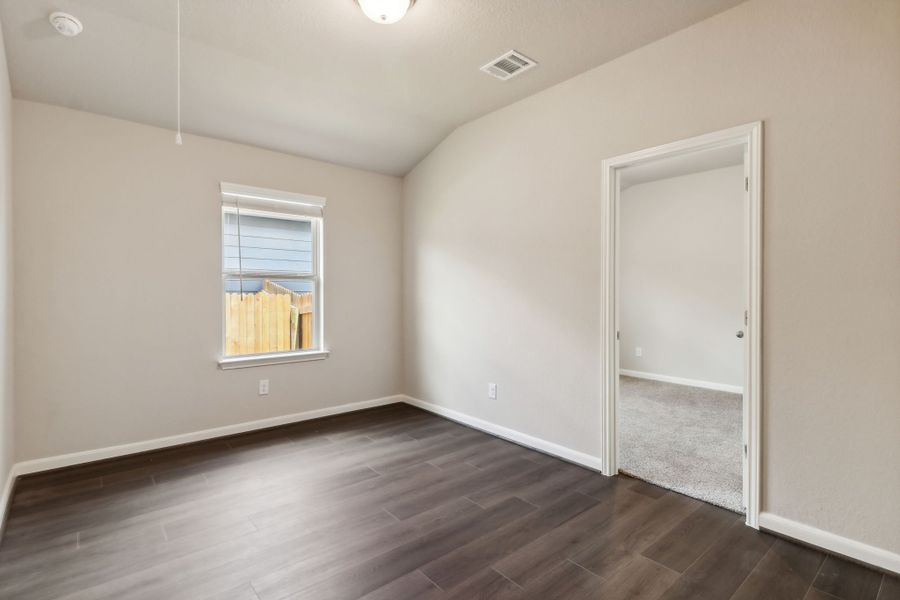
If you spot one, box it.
[224,280,313,356]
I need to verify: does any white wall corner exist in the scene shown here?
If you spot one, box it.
[402,396,897,575]
[400,395,604,472]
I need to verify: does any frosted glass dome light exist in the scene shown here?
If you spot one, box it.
[356,0,415,24]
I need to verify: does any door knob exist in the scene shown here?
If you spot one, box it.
[736,330,745,338]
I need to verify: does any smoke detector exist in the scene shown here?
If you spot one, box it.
[49,12,83,37]
[480,50,537,81]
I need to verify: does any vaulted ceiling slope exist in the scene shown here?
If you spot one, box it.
[0,0,745,176]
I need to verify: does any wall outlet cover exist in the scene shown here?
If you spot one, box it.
[488,383,498,400]
[258,379,270,395]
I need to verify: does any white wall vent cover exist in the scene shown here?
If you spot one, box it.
[480,50,538,81]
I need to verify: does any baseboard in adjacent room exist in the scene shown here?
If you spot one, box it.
[759,512,900,575]
[619,369,743,394]
[401,395,605,473]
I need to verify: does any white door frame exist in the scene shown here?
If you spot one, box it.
[599,122,763,528]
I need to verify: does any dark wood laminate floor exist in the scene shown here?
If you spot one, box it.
[1,404,896,600]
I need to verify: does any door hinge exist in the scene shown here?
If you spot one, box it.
[744,310,748,326]
[743,444,748,458]
[616,330,620,341]
[745,177,749,191]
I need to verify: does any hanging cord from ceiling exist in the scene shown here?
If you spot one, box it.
[175,0,183,145]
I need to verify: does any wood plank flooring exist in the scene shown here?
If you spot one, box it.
[0,404,895,600]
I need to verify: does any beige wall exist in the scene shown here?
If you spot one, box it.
[13,100,403,461]
[620,166,745,387]
[403,0,900,554]
[0,22,13,494]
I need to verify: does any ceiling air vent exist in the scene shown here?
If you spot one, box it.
[480,50,537,81]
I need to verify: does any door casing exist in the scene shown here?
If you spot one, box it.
[599,122,763,528]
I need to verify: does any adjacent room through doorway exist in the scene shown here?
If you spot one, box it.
[617,145,747,513]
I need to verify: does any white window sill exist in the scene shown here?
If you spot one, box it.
[218,350,329,370]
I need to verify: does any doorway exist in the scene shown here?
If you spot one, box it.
[600,123,762,528]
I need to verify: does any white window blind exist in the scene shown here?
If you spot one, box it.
[220,182,325,218]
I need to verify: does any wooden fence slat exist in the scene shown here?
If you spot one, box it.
[268,293,277,352]
[259,292,268,354]
[233,293,241,355]
[281,294,291,352]
[254,293,263,354]
[298,292,313,350]
[247,294,257,354]
[290,305,299,350]
[238,295,248,355]
[301,312,313,349]
[234,293,241,355]
[275,294,285,351]
[225,293,233,356]
[229,293,240,356]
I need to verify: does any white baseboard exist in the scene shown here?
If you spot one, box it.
[759,512,900,575]
[13,395,405,477]
[404,396,898,575]
[4,392,897,577]
[0,394,404,539]
[401,395,605,473]
[619,369,743,394]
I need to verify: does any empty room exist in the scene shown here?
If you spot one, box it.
[0,1,898,599]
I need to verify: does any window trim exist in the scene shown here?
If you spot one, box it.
[220,182,326,209]
[219,349,329,370]
[218,185,327,368]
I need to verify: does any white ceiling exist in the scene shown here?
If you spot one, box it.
[0,0,746,176]
[620,144,745,189]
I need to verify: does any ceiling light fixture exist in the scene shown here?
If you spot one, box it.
[356,0,415,25]
[49,12,83,37]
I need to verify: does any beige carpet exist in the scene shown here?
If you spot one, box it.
[618,375,743,513]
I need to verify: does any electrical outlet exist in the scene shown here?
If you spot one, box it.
[488,383,498,400]
[635,347,643,357]
[258,379,269,396]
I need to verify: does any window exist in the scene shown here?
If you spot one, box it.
[218,183,327,368]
